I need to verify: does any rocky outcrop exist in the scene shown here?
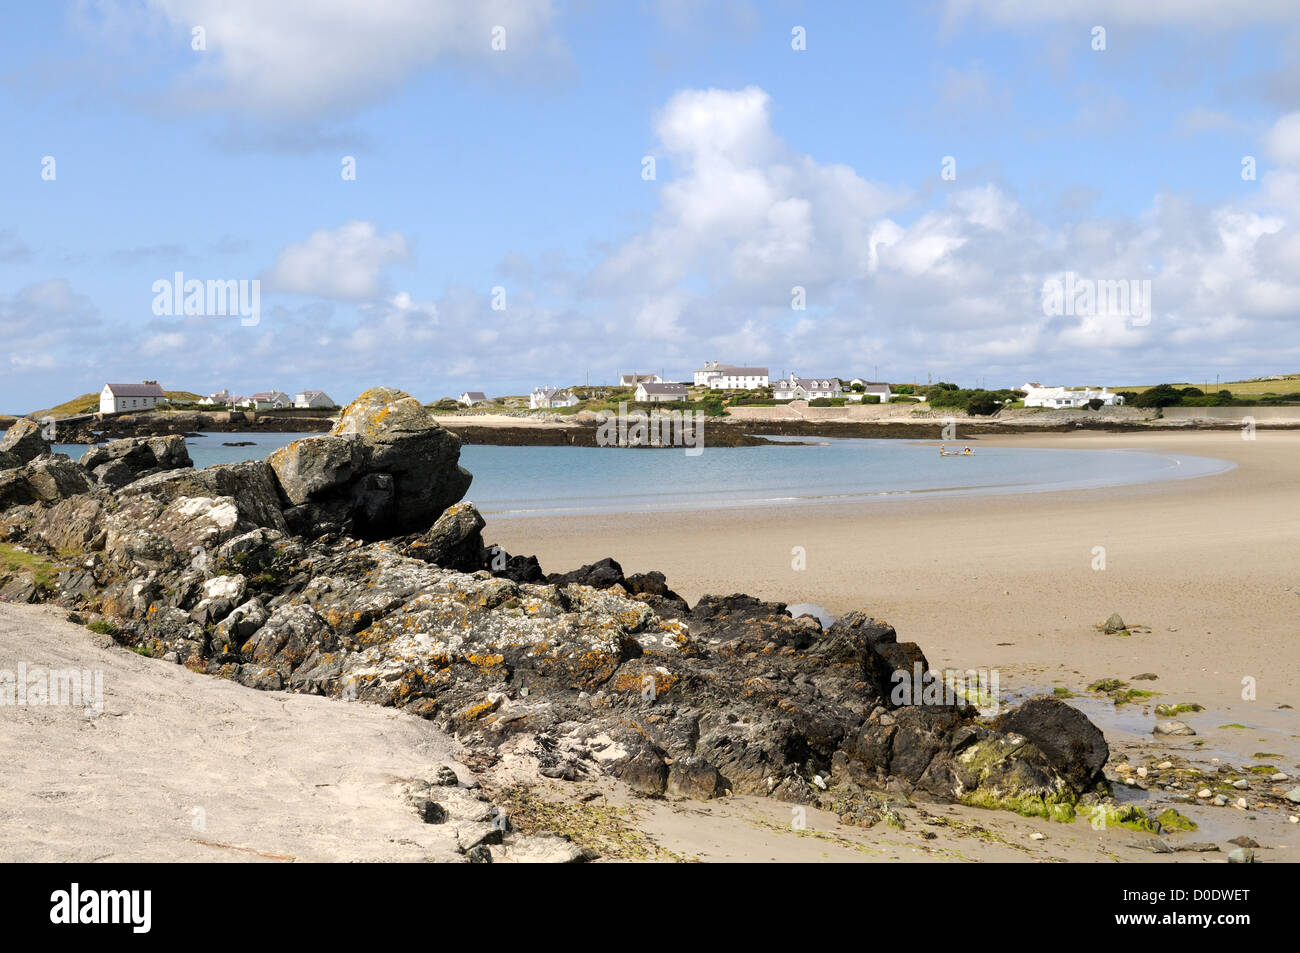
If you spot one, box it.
[0,456,93,509]
[80,436,191,489]
[0,384,1115,832]
[0,419,50,466]
[119,461,286,532]
[53,511,1109,822]
[401,502,487,572]
[269,387,472,540]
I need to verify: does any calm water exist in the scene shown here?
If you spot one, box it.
[56,432,1234,516]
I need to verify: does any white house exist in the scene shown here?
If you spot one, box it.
[458,391,488,406]
[100,381,166,414]
[635,381,687,403]
[619,373,661,387]
[694,361,769,390]
[693,360,769,389]
[243,391,290,410]
[693,361,723,386]
[1021,384,1124,408]
[529,387,579,409]
[293,390,335,409]
[773,375,841,400]
[199,389,233,407]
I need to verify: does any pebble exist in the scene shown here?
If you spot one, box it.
[1213,795,1228,806]
[1157,761,1173,769]
[1233,779,1250,789]
[813,774,827,790]
[1235,798,1248,809]
[1289,816,1298,824]
[1227,848,1256,864]
[1153,721,1196,736]
[1136,767,1148,777]
[1197,788,1212,798]
[1029,832,1045,841]
[1271,773,1289,781]
[1285,787,1300,804]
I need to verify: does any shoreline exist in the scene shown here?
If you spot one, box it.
[484,431,1300,762]
[481,429,1300,858]
[13,405,1300,446]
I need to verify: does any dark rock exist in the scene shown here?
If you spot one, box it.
[403,502,486,571]
[667,757,725,799]
[995,694,1109,791]
[121,461,288,533]
[0,419,50,464]
[414,800,448,824]
[488,552,545,584]
[547,557,625,590]
[618,750,669,796]
[0,456,93,509]
[1228,835,1259,848]
[80,436,191,489]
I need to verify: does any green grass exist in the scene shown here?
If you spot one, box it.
[86,619,119,636]
[1110,374,1300,397]
[0,543,59,588]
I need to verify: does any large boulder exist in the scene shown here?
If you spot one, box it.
[0,419,50,465]
[0,456,92,510]
[120,461,288,533]
[402,502,487,571]
[268,387,472,540]
[80,436,191,489]
[996,694,1109,791]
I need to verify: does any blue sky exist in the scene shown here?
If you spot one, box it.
[3,0,1300,411]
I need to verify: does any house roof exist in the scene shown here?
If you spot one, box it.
[461,391,487,400]
[104,382,165,398]
[777,377,841,390]
[860,383,890,392]
[249,391,286,400]
[638,382,686,395]
[714,365,768,376]
[296,390,328,399]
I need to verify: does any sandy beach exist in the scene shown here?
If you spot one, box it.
[3,430,1295,862]
[483,430,1300,858]
[487,431,1300,712]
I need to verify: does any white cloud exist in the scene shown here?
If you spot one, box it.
[82,0,564,119]
[945,0,1300,27]
[263,221,411,300]
[1265,111,1300,167]
[576,89,1300,384]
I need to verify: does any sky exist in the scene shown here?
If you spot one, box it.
[2,0,1300,412]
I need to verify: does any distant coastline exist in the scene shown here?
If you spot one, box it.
[6,403,1300,448]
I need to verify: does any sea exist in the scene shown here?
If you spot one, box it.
[54,431,1234,517]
